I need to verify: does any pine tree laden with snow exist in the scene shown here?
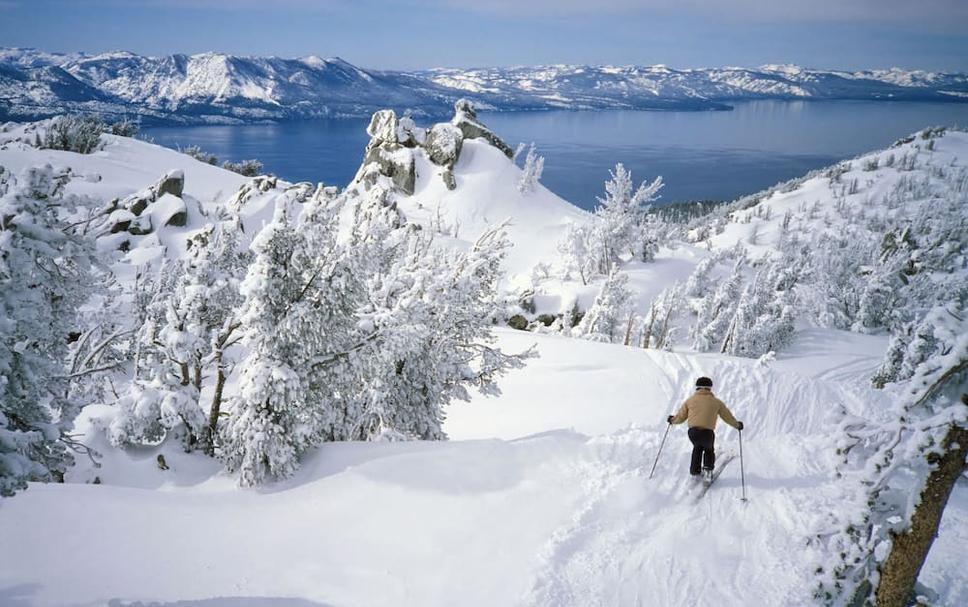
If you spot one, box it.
[0,166,97,496]
[574,266,633,343]
[517,143,544,195]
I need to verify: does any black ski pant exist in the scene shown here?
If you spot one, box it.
[687,427,715,475]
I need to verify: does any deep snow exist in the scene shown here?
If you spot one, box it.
[0,119,965,606]
[1,328,963,606]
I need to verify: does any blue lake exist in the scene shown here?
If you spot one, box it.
[144,101,968,210]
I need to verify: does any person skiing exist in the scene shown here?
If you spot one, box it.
[667,376,743,482]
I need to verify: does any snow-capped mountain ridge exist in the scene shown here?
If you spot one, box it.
[2,47,966,124]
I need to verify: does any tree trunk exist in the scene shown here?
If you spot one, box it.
[623,313,635,346]
[205,354,227,456]
[875,422,968,607]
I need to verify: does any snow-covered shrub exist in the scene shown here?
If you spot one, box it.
[574,266,633,343]
[181,145,218,165]
[41,115,105,154]
[517,142,544,194]
[108,118,140,137]
[222,159,264,177]
[0,166,98,496]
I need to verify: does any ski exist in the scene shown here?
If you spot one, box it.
[694,453,736,501]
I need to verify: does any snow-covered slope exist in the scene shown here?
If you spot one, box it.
[1,327,963,606]
[0,114,965,606]
[2,47,967,123]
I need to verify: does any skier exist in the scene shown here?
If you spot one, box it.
[667,376,744,482]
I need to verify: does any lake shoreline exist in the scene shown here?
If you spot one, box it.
[144,100,968,210]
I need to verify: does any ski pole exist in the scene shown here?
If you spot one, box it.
[738,427,748,502]
[649,422,672,479]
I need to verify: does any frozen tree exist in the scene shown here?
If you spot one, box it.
[108,117,140,137]
[556,221,596,285]
[574,266,633,343]
[517,142,544,195]
[592,163,663,273]
[108,217,251,452]
[181,145,218,165]
[684,249,730,298]
[640,284,683,350]
[692,258,745,351]
[351,222,531,441]
[720,260,798,357]
[108,261,206,449]
[65,273,133,408]
[221,191,359,486]
[0,166,97,496]
[219,179,532,484]
[817,298,968,606]
[555,164,664,283]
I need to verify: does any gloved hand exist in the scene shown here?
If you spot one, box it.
[737,421,744,431]
[666,415,674,424]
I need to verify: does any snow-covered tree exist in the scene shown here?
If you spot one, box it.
[692,258,745,351]
[592,163,663,273]
[720,260,798,357]
[351,222,530,441]
[817,297,968,605]
[108,261,206,449]
[557,222,596,285]
[640,284,683,350]
[574,266,633,343]
[555,164,664,283]
[108,217,251,451]
[220,191,358,486]
[517,142,544,195]
[0,166,97,496]
[222,159,264,177]
[220,179,531,484]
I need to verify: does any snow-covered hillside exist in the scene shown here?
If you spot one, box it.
[0,328,963,606]
[0,109,965,606]
[2,47,967,123]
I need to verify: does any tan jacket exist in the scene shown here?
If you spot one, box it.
[670,388,740,431]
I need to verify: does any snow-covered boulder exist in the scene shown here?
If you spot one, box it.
[366,109,399,145]
[148,193,188,228]
[156,169,184,198]
[357,109,418,195]
[451,99,514,159]
[425,123,463,168]
[424,123,464,190]
[396,114,425,148]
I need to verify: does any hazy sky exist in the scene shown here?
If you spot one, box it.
[2,0,966,71]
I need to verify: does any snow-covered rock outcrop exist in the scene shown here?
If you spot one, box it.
[349,100,588,277]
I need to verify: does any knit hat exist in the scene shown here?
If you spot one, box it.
[696,376,713,388]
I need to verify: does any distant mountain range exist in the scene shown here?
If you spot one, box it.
[2,48,966,124]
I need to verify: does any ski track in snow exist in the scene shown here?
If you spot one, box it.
[518,348,874,607]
